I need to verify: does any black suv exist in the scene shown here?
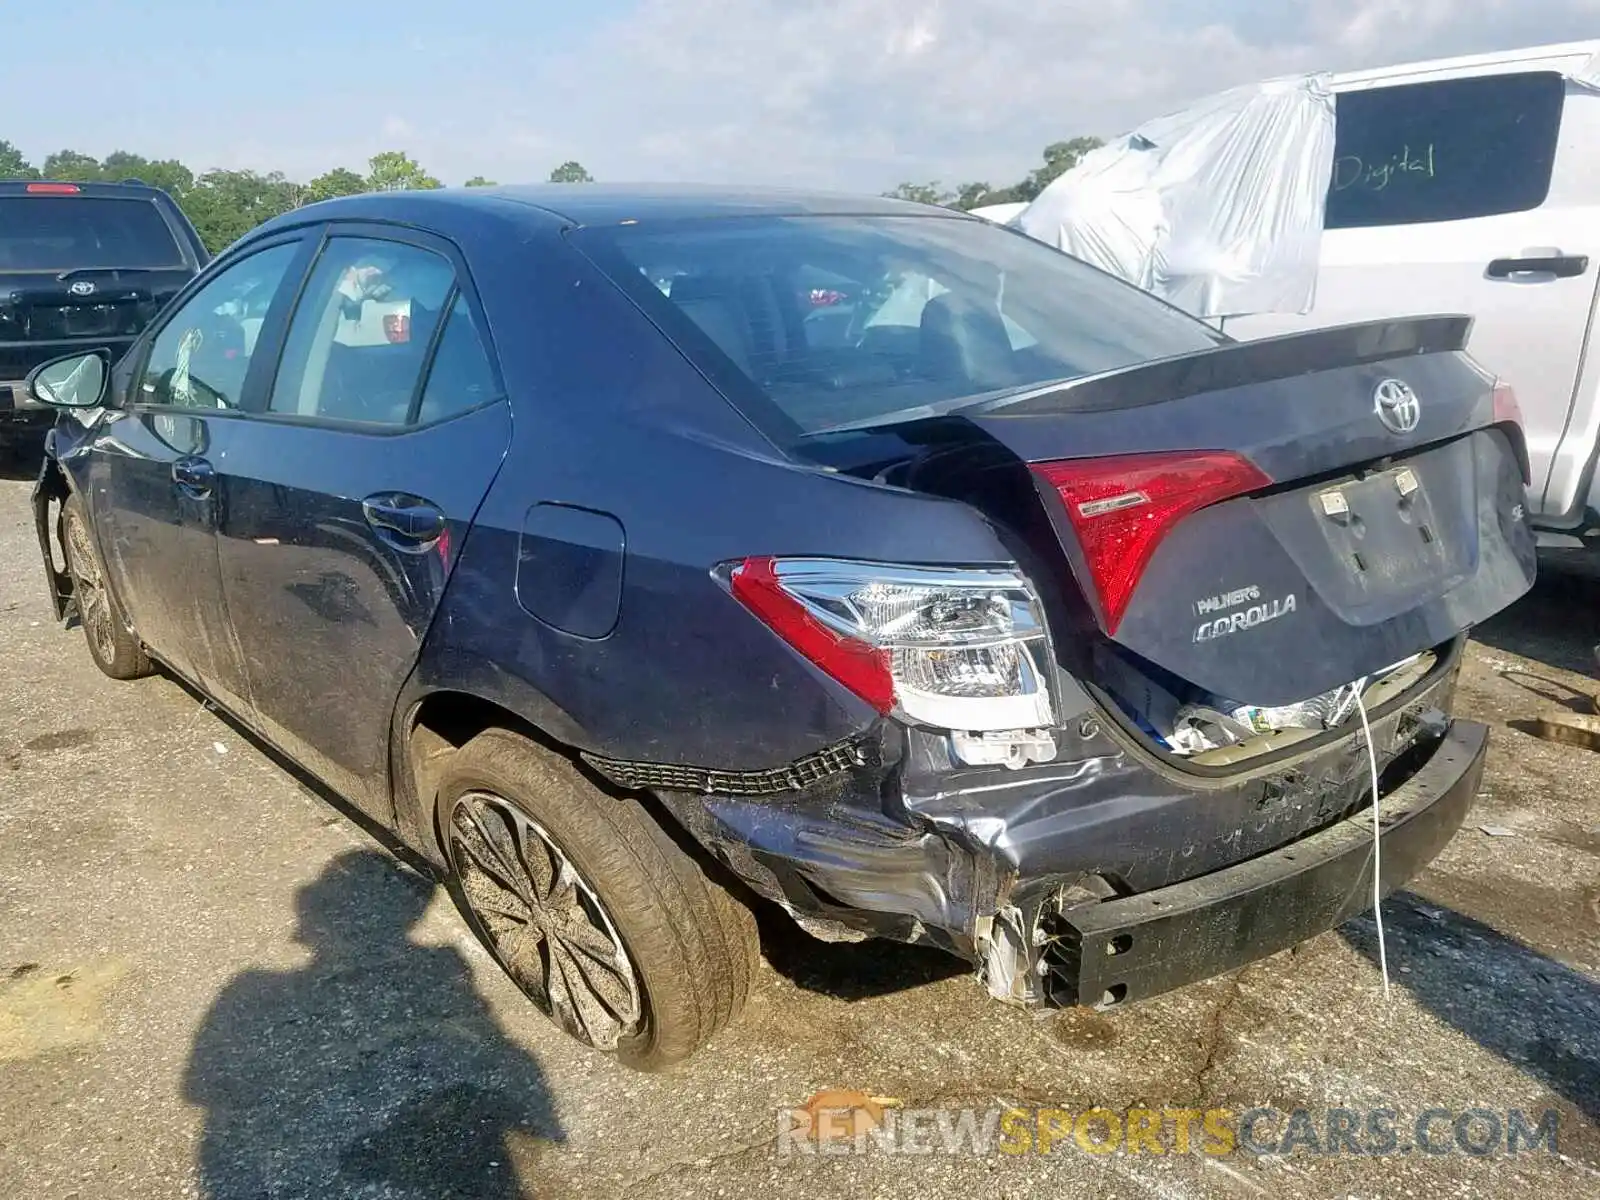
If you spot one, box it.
[0,180,207,451]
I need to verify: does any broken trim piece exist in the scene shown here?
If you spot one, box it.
[582,736,877,797]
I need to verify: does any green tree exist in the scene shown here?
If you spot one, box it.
[365,150,442,192]
[547,160,593,184]
[885,181,952,206]
[183,169,300,253]
[953,181,993,211]
[305,167,368,203]
[0,139,37,180]
[982,136,1106,205]
[40,149,102,181]
[462,175,496,187]
[100,151,194,196]
[1028,136,1103,195]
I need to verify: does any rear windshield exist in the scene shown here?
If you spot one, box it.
[1326,71,1565,229]
[573,215,1222,437]
[0,196,185,271]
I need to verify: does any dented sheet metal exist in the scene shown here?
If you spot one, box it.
[1042,720,1485,1008]
[654,642,1464,1007]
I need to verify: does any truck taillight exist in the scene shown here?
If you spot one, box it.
[1032,451,1271,635]
[1491,382,1531,484]
[1492,381,1522,429]
[727,557,1054,732]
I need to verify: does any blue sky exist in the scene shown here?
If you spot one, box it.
[9,1,1600,191]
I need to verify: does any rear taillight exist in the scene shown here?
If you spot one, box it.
[728,557,894,714]
[26,182,80,194]
[1033,451,1271,635]
[1492,381,1522,429]
[728,557,1054,733]
[1491,381,1531,484]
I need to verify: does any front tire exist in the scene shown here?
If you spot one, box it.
[436,728,760,1069]
[61,494,152,681]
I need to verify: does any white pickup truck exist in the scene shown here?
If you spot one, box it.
[1228,40,1600,546]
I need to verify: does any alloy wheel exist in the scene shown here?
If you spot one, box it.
[448,791,644,1050]
[64,513,117,667]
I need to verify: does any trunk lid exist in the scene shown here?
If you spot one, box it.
[852,318,1534,707]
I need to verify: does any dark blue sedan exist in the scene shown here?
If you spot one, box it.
[25,185,1533,1066]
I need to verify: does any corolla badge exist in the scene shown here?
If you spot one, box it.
[1373,378,1421,435]
[68,280,97,296]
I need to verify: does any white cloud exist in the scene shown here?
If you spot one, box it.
[494,0,1600,192]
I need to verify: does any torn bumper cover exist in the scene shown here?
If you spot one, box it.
[611,653,1482,1008]
[1039,719,1484,1008]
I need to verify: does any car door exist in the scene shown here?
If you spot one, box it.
[81,236,310,696]
[207,227,511,818]
[1227,63,1600,518]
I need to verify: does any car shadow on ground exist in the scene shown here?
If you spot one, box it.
[1474,564,1600,680]
[753,906,970,1000]
[1340,892,1600,1129]
[184,847,562,1200]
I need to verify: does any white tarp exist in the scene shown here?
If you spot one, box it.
[1573,49,1600,90]
[1015,74,1337,320]
[967,201,1029,225]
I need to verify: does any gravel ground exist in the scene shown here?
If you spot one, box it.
[0,464,1597,1200]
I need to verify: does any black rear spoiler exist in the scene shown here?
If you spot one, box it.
[994,315,1474,417]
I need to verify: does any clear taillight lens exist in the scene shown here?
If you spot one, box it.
[728,557,1054,731]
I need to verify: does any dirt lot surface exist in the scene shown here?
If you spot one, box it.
[1,465,1597,1199]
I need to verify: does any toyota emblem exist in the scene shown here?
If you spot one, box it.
[1373,378,1421,435]
[68,280,96,297]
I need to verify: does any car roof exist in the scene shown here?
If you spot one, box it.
[0,179,174,200]
[470,183,954,225]
[279,183,962,232]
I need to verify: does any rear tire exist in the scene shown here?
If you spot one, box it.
[436,728,760,1069]
[62,493,152,681]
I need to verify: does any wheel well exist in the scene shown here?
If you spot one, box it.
[401,689,773,927]
[401,691,589,862]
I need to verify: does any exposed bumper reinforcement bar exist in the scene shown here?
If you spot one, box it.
[1042,719,1488,1008]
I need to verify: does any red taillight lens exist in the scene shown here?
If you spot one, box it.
[26,182,81,194]
[1033,451,1271,635]
[1491,381,1531,485]
[729,556,894,713]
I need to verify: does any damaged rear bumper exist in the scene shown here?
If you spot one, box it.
[1038,718,1485,1008]
[641,651,1481,1008]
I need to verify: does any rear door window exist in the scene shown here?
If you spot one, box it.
[0,197,184,270]
[267,237,456,426]
[1326,71,1566,229]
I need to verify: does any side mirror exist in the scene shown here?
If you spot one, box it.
[26,352,109,410]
